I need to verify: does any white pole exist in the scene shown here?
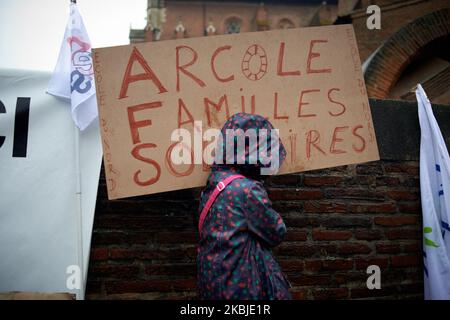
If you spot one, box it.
[74,125,85,299]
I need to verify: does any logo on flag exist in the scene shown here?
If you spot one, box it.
[69,35,93,94]
[417,84,450,300]
[47,3,97,131]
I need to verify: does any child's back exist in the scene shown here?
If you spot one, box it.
[197,113,291,300]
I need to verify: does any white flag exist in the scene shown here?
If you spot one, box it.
[417,84,450,300]
[47,3,97,131]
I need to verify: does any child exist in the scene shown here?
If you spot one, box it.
[197,113,292,300]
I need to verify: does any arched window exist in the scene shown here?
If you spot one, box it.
[225,17,241,34]
[174,18,186,39]
[278,18,295,29]
[205,18,216,36]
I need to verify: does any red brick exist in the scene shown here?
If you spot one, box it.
[138,216,194,230]
[315,244,338,255]
[303,175,343,187]
[269,174,302,186]
[398,283,423,295]
[345,175,376,185]
[304,201,347,213]
[96,215,189,230]
[322,216,372,228]
[156,246,197,260]
[285,230,308,241]
[312,229,352,241]
[289,275,331,286]
[165,292,198,300]
[355,258,389,269]
[324,165,349,173]
[348,202,397,213]
[109,248,156,260]
[356,164,383,175]
[354,229,382,240]
[99,199,183,215]
[350,286,398,299]
[383,162,419,174]
[402,177,420,188]
[291,289,308,300]
[91,231,129,245]
[312,288,349,300]
[391,255,420,267]
[376,176,401,186]
[109,247,196,261]
[385,229,421,240]
[376,243,402,254]
[157,232,198,244]
[109,248,136,260]
[399,270,423,282]
[398,203,421,214]
[337,243,372,254]
[325,188,384,200]
[105,279,195,294]
[86,280,102,294]
[89,264,140,279]
[278,259,304,272]
[268,188,324,200]
[272,201,303,212]
[276,244,316,257]
[90,248,108,261]
[145,263,196,276]
[403,242,420,253]
[386,190,419,201]
[322,259,353,271]
[304,260,322,272]
[374,215,418,226]
[334,272,366,284]
[284,216,316,228]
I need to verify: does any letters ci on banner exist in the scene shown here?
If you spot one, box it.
[93,25,379,200]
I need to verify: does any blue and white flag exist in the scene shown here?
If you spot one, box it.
[417,84,450,300]
[47,3,97,131]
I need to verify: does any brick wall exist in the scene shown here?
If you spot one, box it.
[362,7,450,98]
[351,0,450,62]
[85,99,450,300]
[160,1,318,40]
[269,160,423,299]
[86,159,423,300]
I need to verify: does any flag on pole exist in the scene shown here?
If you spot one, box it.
[417,84,450,300]
[47,2,97,131]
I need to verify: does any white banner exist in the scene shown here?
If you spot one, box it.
[417,84,450,300]
[0,68,102,299]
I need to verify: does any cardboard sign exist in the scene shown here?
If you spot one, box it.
[93,25,379,200]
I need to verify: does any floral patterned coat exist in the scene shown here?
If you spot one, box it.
[197,113,292,300]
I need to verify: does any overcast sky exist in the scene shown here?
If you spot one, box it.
[0,0,147,71]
